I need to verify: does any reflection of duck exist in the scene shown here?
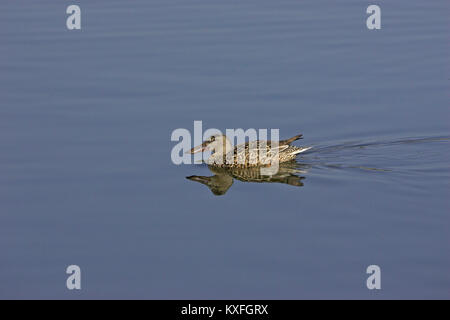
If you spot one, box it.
[188,134,311,167]
[187,161,309,195]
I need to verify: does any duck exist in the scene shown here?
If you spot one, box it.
[188,133,311,167]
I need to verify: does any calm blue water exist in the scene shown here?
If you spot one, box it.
[0,0,449,299]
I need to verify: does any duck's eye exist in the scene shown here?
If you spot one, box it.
[210,136,215,142]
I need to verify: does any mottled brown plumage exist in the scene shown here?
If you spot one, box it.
[188,133,311,168]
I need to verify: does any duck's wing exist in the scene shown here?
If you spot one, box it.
[231,134,303,153]
[234,141,290,154]
[227,141,290,166]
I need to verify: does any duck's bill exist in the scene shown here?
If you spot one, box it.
[186,141,208,154]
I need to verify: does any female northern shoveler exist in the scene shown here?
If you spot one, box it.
[188,133,311,167]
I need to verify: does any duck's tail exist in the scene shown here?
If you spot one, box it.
[290,146,312,155]
[281,134,303,145]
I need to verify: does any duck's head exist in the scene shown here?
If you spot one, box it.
[187,134,232,154]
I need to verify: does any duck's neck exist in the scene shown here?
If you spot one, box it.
[208,139,233,165]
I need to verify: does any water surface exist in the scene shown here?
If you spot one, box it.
[0,0,449,299]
